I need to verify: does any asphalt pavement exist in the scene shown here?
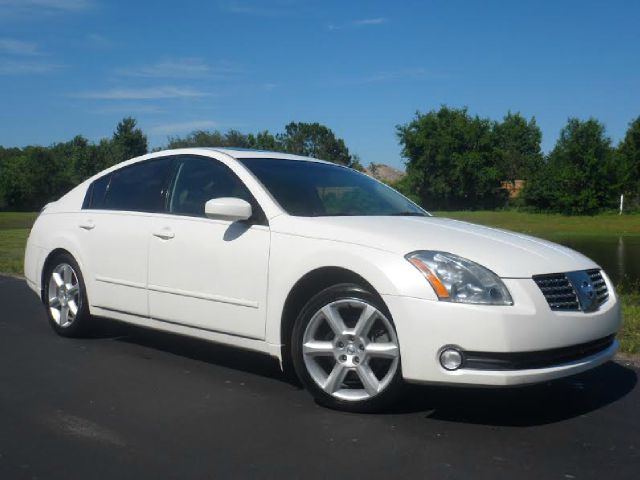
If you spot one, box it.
[1,274,638,479]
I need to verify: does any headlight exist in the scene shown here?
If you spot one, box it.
[406,251,513,305]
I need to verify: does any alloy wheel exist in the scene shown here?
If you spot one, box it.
[302,299,399,402]
[48,263,81,328]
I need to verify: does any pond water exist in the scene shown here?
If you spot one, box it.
[548,235,640,286]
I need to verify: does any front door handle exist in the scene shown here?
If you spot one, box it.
[153,228,175,240]
[79,220,95,230]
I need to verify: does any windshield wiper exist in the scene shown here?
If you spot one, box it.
[390,212,427,216]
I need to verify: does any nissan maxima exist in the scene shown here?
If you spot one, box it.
[24,148,622,412]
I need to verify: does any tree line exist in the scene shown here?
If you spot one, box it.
[0,119,359,211]
[0,108,638,214]
[396,107,640,214]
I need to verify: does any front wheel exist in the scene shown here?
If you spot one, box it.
[291,283,403,412]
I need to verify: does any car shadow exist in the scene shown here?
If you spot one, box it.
[88,317,637,426]
[388,361,637,426]
[223,221,250,241]
[90,316,296,386]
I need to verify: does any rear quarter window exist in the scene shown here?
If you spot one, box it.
[83,158,173,213]
[83,173,111,210]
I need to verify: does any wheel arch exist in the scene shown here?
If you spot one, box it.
[39,243,87,304]
[40,249,73,301]
[279,266,384,367]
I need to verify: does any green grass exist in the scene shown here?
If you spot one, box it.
[0,228,31,275]
[0,212,36,275]
[619,289,640,354]
[0,211,38,230]
[1,210,639,355]
[434,210,640,238]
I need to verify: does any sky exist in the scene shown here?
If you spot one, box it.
[0,0,639,169]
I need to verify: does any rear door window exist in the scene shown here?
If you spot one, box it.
[102,158,173,213]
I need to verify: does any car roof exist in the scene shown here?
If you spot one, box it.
[195,147,332,164]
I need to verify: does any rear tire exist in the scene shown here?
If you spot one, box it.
[291,283,404,412]
[43,253,91,337]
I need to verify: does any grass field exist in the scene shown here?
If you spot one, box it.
[1,210,638,354]
[620,290,640,354]
[0,212,37,275]
[434,210,640,237]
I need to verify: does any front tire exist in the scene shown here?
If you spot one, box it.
[291,283,403,412]
[43,253,91,337]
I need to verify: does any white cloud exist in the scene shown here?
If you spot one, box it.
[0,60,60,74]
[90,103,165,115]
[117,58,238,79]
[329,17,388,30]
[149,120,218,136]
[0,0,94,12]
[363,68,440,83]
[0,38,39,55]
[73,86,213,100]
[221,1,299,17]
[322,68,448,87]
[353,17,387,26]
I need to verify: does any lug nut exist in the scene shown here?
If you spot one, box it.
[339,355,347,362]
[337,342,344,348]
[353,357,360,364]
[359,344,364,351]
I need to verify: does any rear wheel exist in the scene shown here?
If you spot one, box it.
[292,283,403,412]
[43,253,91,337]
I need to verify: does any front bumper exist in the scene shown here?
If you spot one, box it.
[383,276,622,386]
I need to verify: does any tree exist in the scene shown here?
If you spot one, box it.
[0,147,22,209]
[523,118,617,214]
[94,137,122,171]
[167,129,258,149]
[248,130,280,151]
[0,152,28,210]
[397,106,507,210]
[224,129,252,148]
[618,116,640,204]
[277,122,355,166]
[113,117,148,162]
[492,112,543,184]
[166,123,359,167]
[167,130,228,148]
[0,147,75,211]
[49,135,98,184]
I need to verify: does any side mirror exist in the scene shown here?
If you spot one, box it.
[204,197,252,222]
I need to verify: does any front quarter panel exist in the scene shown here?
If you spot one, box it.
[264,229,437,347]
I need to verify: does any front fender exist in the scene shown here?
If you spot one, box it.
[264,232,437,349]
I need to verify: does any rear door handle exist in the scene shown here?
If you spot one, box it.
[79,220,95,230]
[152,228,175,240]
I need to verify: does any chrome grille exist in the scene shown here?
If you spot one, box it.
[533,273,580,311]
[533,269,609,312]
[587,269,609,306]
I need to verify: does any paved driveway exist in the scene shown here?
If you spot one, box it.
[1,275,638,479]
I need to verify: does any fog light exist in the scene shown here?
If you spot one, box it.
[440,348,463,371]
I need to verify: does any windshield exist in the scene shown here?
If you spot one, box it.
[239,158,428,217]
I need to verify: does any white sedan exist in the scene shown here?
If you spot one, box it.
[24,148,622,412]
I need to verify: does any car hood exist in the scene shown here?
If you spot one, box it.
[271,215,599,278]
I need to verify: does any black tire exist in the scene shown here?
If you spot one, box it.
[42,253,92,337]
[291,283,404,413]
